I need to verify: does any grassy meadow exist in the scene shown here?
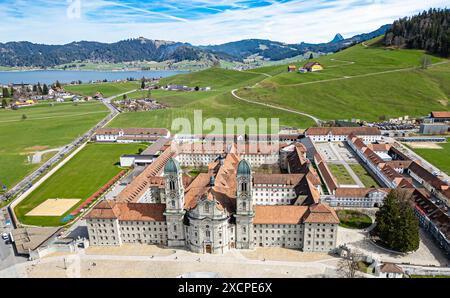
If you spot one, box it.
[410,142,450,176]
[0,102,109,192]
[109,67,318,132]
[14,143,145,226]
[236,41,450,122]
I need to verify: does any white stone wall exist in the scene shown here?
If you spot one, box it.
[302,223,338,252]
[253,186,297,205]
[253,224,303,249]
[87,218,121,246]
[96,134,118,142]
[119,220,168,245]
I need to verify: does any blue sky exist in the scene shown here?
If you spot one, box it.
[0,0,448,45]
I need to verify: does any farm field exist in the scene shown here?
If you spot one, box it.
[236,40,450,122]
[0,102,109,192]
[410,141,450,176]
[14,143,145,227]
[350,164,381,188]
[328,164,356,185]
[109,68,317,132]
[65,81,140,98]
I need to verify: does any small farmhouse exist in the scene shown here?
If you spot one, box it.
[304,62,324,72]
[287,65,297,72]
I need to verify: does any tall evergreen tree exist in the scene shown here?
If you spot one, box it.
[385,8,450,57]
[42,84,49,95]
[2,87,10,98]
[374,190,420,253]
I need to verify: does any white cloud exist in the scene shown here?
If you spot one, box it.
[0,0,448,45]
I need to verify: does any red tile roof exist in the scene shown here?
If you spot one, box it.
[254,205,308,224]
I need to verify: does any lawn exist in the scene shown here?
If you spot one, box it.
[237,42,450,122]
[350,164,380,188]
[14,143,146,227]
[410,142,450,176]
[328,164,356,185]
[64,81,140,98]
[0,102,109,192]
[337,210,373,229]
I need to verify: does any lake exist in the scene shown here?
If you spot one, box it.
[0,70,188,85]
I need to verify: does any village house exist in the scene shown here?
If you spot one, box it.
[303,62,324,72]
[287,65,297,72]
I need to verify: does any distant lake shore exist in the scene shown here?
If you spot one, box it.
[0,70,188,85]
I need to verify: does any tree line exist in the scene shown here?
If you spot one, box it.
[385,8,450,57]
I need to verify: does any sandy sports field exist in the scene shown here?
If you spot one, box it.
[406,142,444,149]
[26,199,80,216]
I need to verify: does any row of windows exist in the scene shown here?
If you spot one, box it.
[254,229,300,235]
[120,221,166,226]
[122,234,166,239]
[121,227,167,232]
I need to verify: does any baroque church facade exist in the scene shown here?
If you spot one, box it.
[86,141,340,254]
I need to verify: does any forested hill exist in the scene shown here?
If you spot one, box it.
[384,8,450,57]
[0,38,219,68]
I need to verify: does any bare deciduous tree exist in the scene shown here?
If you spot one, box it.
[337,251,361,278]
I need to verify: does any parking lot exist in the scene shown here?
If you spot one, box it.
[315,142,358,164]
[0,208,27,271]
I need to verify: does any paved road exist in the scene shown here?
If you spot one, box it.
[0,209,27,271]
[0,90,131,203]
[231,89,322,125]
[31,147,63,164]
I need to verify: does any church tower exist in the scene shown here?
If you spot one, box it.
[163,158,186,247]
[235,159,254,249]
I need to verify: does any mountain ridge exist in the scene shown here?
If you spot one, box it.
[0,25,391,68]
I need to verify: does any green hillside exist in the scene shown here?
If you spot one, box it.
[236,42,450,121]
[109,68,318,132]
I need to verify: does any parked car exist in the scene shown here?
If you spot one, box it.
[2,232,9,240]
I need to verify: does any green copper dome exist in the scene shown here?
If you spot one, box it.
[237,160,251,176]
[164,158,181,174]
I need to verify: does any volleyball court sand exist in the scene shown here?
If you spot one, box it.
[26,199,80,216]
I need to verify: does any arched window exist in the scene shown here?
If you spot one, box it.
[241,182,247,192]
[171,200,175,208]
[173,225,177,232]
[169,180,175,190]
[204,203,209,213]
[242,201,247,210]
[206,230,211,239]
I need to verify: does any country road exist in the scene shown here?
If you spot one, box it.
[230,59,450,124]
[231,88,321,125]
[280,60,450,87]
[0,89,136,205]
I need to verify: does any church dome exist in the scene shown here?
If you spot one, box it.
[237,159,251,176]
[164,158,181,174]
